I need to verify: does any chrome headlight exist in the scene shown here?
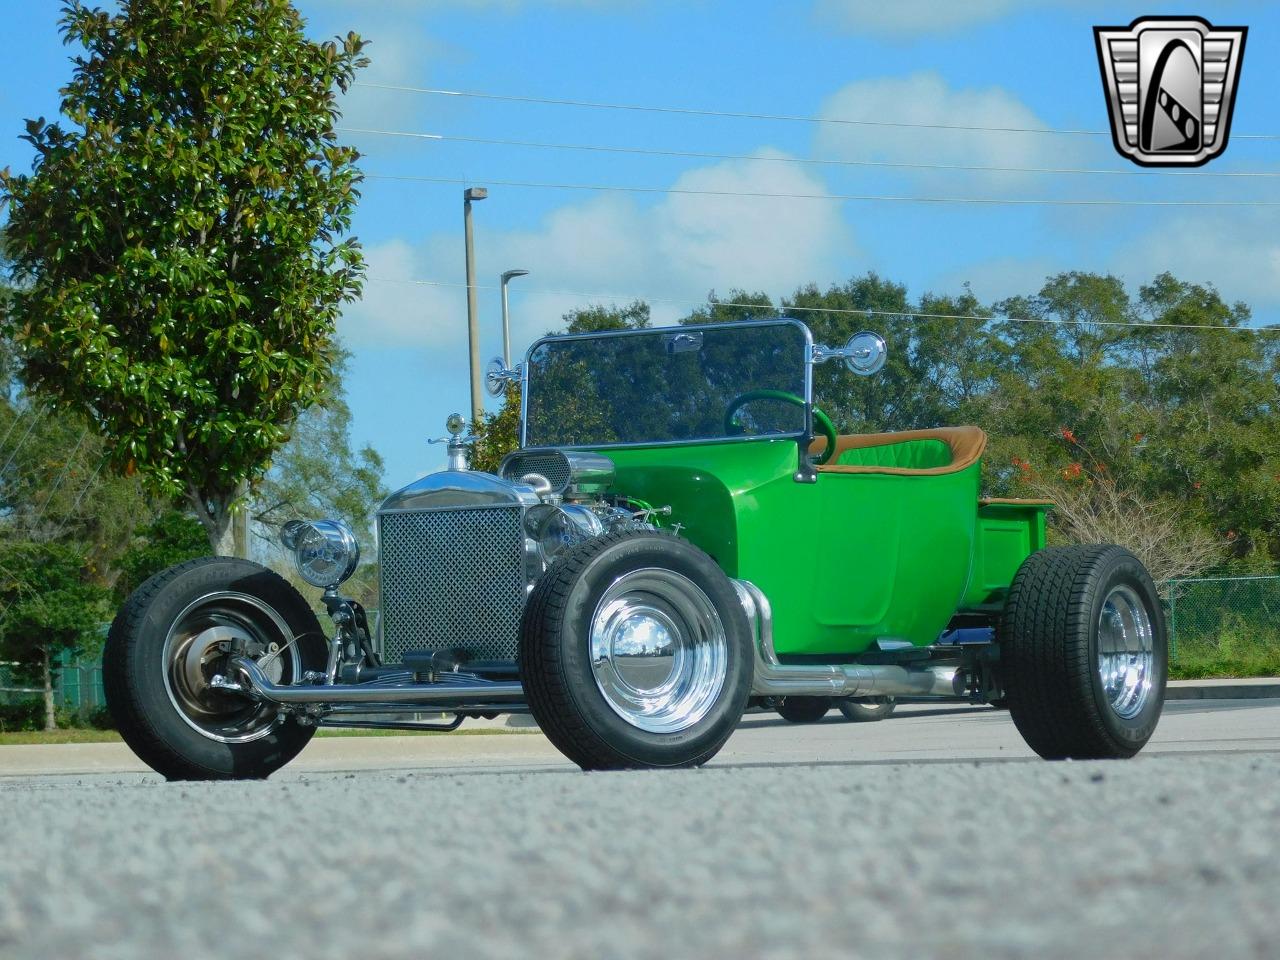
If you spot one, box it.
[526,503,604,564]
[280,519,360,588]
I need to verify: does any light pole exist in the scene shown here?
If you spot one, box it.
[500,269,529,366]
[463,186,488,424]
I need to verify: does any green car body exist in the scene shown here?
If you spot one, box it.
[597,437,1047,659]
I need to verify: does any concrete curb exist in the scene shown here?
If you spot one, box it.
[1166,678,1280,700]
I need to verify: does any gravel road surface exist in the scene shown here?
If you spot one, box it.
[2,702,1278,960]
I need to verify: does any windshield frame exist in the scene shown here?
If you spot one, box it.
[517,317,815,451]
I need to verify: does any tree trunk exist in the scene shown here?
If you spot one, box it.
[211,519,237,558]
[188,488,235,556]
[42,647,56,732]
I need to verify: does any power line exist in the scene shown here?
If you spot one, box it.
[365,172,1280,207]
[0,406,30,461]
[368,276,1279,334]
[342,126,1280,179]
[354,82,1280,141]
[0,405,45,478]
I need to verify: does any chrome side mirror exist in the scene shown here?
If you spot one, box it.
[485,357,523,396]
[843,331,887,376]
[811,331,888,376]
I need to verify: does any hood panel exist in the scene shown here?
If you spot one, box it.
[380,470,540,513]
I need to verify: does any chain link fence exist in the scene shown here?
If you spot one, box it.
[0,651,106,713]
[1165,575,1280,677]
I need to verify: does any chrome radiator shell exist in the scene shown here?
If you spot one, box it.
[378,471,539,666]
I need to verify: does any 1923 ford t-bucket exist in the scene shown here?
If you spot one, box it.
[104,319,1167,779]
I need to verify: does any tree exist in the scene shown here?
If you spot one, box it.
[0,0,369,555]
[114,508,208,602]
[978,271,1275,574]
[783,274,1003,434]
[0,541,111,730]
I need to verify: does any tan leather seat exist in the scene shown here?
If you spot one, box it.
[812,426,988,476]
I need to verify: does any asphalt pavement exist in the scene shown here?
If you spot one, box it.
[1,700,1277,960]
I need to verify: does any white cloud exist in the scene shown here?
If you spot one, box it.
[813,71,1089,188]
[813,0,1098,37]
[1110,211,1280,312]
[340,239,467,348]
[929,208,1280,318]
[342,151,854,350]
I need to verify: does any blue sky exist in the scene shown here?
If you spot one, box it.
[3,1,1278,491]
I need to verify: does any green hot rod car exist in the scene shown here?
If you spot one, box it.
[104,319,1166,778]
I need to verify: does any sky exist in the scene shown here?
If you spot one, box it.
[2,0,1278,492]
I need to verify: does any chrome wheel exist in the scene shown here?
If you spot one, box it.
[589,568,728,733]
[1097,584,1155,720]
[162,591,302,744]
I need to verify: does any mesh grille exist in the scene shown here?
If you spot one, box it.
[501,452,571,493]
[379,507,526,664]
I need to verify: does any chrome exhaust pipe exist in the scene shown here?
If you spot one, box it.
[733,581,966,699]
[229,656,525,706]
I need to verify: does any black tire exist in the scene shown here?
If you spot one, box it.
[1001,545,1167,760]
[104,557,328,781]
[519,530,753,771]
[837,696,897,722]
[776,697,833,723]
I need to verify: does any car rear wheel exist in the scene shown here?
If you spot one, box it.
[1000,545,1167,760]
[775,697,832,723]
[838,696,896,722]
[520,531,753,770]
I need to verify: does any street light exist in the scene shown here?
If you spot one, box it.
[463,186,488,424]
[500,269,529,366]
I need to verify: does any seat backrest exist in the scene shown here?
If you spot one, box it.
[835,438,953,470]
[813,426,987,477]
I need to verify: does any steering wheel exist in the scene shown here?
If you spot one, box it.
[723,389,839,466]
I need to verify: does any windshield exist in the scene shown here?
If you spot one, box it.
[522,319,810,448]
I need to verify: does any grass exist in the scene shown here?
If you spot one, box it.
[0,729,123,746]
[0,724,534,746]
[1170,632,1280,680]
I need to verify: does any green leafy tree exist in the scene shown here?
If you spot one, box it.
[114,508,208,602]
[784,274,1003,433]
[980,272,1273,572]
[0,0,369,555]
[0,542,111,730]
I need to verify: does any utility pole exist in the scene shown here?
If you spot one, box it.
[500,269,529,366]
[232,479,250,559]
[463,186,488,424]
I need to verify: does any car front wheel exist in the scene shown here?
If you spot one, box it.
[520,531,753,770]
[103,557,328,780]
